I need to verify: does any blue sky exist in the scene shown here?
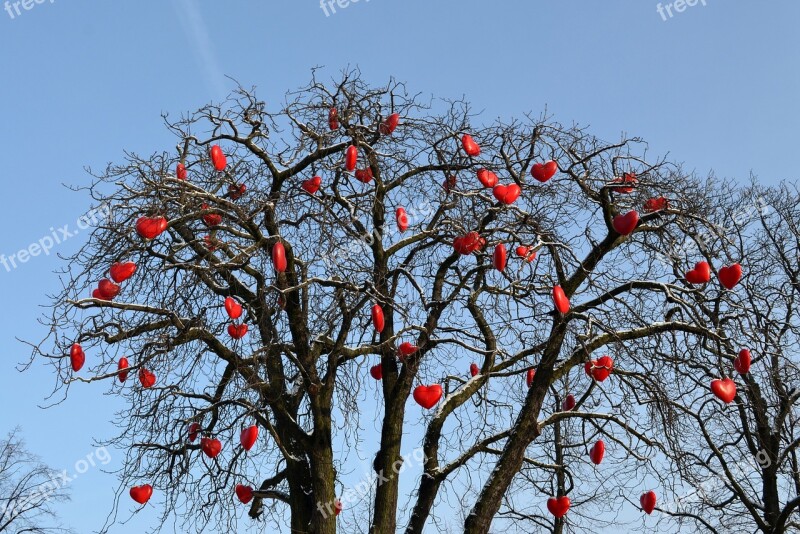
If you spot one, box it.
[0,1,798,532]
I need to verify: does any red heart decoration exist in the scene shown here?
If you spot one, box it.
[453,232,484,255]
[396,207,409,232]
[685,261,711,285]
[370,364,383,380]
[201,205,222,227]
[334,499,343,516]
[461,134,480,157]
[612,210,639,236]
[345,145,358,171]
[734,348,751,375]
[718,263,742,290]
[354,167,373,183]
[176,163,188,180]
[443,175,457,193]
[209,145,227,171]
[203,235,218,251]
[589,440,605,465]
[526,368,536,388]
[228,183,246,200]
[552,286,570,314]
[328,107,339,131]
[188,423,201,443]
[493,183,521,204]
[476,169,498,188]
[272,242,287,273]
[643,196,669,212]
[493,244,507,272]
[224,297,243,320]
[593,355,614,382]
[371,304,385,333]
[70,343,85,372]
[710,378,736,403]
[240,425,259,451]
[135,216,168,240]
[546,496,570,518]
[235,484,254,504]
[98,279,121,300]
[138,368,156,388]
[380,113,400,135]
[130,484,153,505]
[302,176,322,194]
[531,161,558,183]
[117,357,129,383]
[470,363,479,377]
[515,246,536,262]
[640,490,657,514]
[413,384,443,409]
[611,172,637,193]
[109,262,136,283]
[562,394,576,411]
[398,342,418,361]
[201,437,222,459]
[228,324,249,340]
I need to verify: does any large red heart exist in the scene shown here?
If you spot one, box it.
[130,484,153,505]
[396,207,409,232]
[611,172,637,193]
[562,394,576,411]
[354,168,373,183]
[589,440,605,465]
[612,210,639,236]
[370,364,383,380]
[302,176,322,194]
[240,426,258,451]
[109,262,136,283]
[371,304,385,333]
[476,169,498,188]
[209,145,227,171]
[493,184,521,204]
[187,422,201,443]
[734,348,751,375]
[201,204,222,227]
[117,357,129,383]
[526,368,536,388]
[453,232,484,255]
[685,261,711,284]
[461,134,480,157]
[272,242,287,273]
[228,324,249,340]
[718,263,742,290]
[176,163,188,180]
[531,161,558,183]
[228,183,246,200]
[493,244,507,272]
[643,196,669,212]
[640,490,657,514]
[345,145,358,171]
[546,496,570,518]
[470,363,479,377]
[235,484,254,504]
[139,368,156,388]
[398,342,418,361]
[711,378,736,403]
[70,343,85,372]
[224,297,243,320]
[585,356,614,382]
[201,437,222,459]
[328,107,339,131]
[98,279,121,300]
[380,113,400,135]
[552,285,570,314]
[135,216,168,240]
[413,384,443,409]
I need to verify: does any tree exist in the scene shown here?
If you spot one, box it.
[28,69,798,533]
[0,429,71,533]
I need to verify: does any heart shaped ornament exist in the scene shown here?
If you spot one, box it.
[546,496,570,518]
[135,216,168,240]
[224,297,243,320]
[493,244,507,272]
[130,484,153,505]
[370,364,383,380]
[531,161,558,183]
[201,437,222,459]
[470,363,479,377]
[685,261,711,285]
[589,440,605,465]
[69,343,85,372]
[718,263,742,290]
[493,183,521,204]
[734,349,751,374]
[371,304,385,333]
[640,490,657,514]
[109,261,136,283]
[209,145,227,171]
[302,176,322,194]
[552,286,570,314]
[461,134,480,157]
[413,384,443,409]
[711,378,736,403]
[240,426,258,451]
[396,207,409,232]
[139,368,156,388]
[476,169,498,188]
[235,484,254,504]
[117,357,129,382]
[612,210,639,236]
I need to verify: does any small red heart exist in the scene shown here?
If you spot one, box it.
[443,175,457,193]
[562,394,576,411]
[592,355,614,382]
[476,169,498,188]
[396,207,409,232]
[235,484,254,504]
[493,244,507,272]
[176,163,188,180]
[130,484,153,505]
[228,324,249,340]
[272,242,287,273]
[209,145,227,171]
[526,368,536,388]
[531,161,558,183]
[610,172,637,193]
[453,232,484,255]
[371,304,385,333]
[552,285,570,314]
[734,348,751,375]
[98,279,121,300]
[345,145,358,171]
[138,368,156,388]
[380,113,400,135]
[493,183,521,204]
[612,210,639,236]
[201,437,222,459]
[201,204,222,227]
[135,216,168,240]
[718,263,742,290]
[398,342,418,361]
[589,440,605,465]
[302,176,322,194]
[228,183,246,200]
[109,262,136,283]
[413,384,443,409]
[70,343,85,372]
[370,364,383,380]
[224,297,243,320]
[685,261,711,285]
[328,107,339,131]
[643,196,669,212]
[354,167,373,183]
[711,378,736,403]
[240,425,258,451]
[515,246,536,262]
[334,499,343,516]
[117,357,129,383]
[188,423,201,443]
[546,496,570,518]
[461,134,480,157]
[640,490,657,514]
[470,363,479,377]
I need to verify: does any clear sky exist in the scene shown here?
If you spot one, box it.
[1,1,798,532]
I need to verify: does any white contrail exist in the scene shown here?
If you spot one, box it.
[171,0,228,99]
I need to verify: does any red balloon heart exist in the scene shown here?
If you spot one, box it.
[370,363,383,380]
[355,167,373,183]
[493,244,507,272]
[396,207,409,232]
[272,242,287,273]
[334,499,343,516]
[589,440,605,465]
[711,378,736,403]
[461,134,480,157]
[718,263,742,290]
[229,183,246,200]
[302,176,322,194]
[188,422,201,443]
[328,107,339,131]
[138,368,156,388]
[176,163,188,180]
[130,484,153,505]
[453,232,484,255]
[109,262,136,283]
[371,304,385,333]
[643,196,669,213]
[526,368,536,388]
[611,172,637,193]
[70,343,85,372]
[398,342,418,361]
[413,384,443,409]
[235,484,254,504]
[546,496,570,518]
[201,204,222,227]
[734,348,751,375]
[640,490,657,514]
[98,279,121,300]
[531,161,558,183]
[585,356,614,382]
[470,363,479,377]
[685,261,711,285]
[552,285,570,314]
[345,145,358,171]
[493,183,521,204]
[240,425,258,451]
[443,175,457,193]
[612,210,639,236]
[201,437,222,459]
[380,113,400,135]
[117,357,129,383]
[562,394,576,411]
[224,297,243,320]
[476,169,498,188]
[515,246,536,262]
[135,216,168,240]
[228,324,249,340]
[209,145,227,171]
